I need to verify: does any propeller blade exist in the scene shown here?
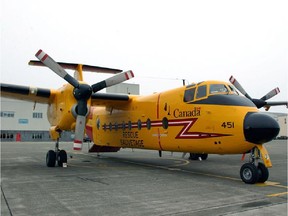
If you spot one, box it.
[229,76,252,100]
[265,101,288,107]
[260,87,280,101]
[35,50,79,88]
[73,115,86,151]
[92,70,134,92]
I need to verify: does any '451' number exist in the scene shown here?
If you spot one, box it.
[221,122,234,128]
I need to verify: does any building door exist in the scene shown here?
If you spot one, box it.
[16,133,21,142]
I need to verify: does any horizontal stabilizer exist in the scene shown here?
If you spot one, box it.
[29,60,122,74]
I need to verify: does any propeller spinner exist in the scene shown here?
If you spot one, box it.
[229,76,287,110]
[35,49,134,150]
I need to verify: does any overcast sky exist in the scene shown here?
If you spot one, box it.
[1,0,287,113]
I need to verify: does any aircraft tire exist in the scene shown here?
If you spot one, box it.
[201,154,208,160]
[189,153,198,160]
[240,163,259,184]
[189,153,208,160]
[46,150,56,167]
[257,162,269,183]
[57,150,67,167]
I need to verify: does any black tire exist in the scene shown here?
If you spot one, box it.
[189,153,199,160]
[46,150,56,167]
[189,153,208,160]
[57,150,67,167]
[240,163,259,184]
[200,154,208,160]
[257,163,269,183]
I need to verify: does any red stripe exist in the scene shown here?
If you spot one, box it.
[73,147,81,151]
[125,72,129,80]
[130,71,134,78]
[241,153,246,161]
[74,139,82,144]
[85,125,93,141]
[157,128,163,150]
[35,49,42,57]
[41,54,48,61]
[157,93,161,119]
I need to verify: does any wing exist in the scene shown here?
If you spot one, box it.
[91,92,134,107]
[0,83,55,104]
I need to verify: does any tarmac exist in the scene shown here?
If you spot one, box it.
[1,140,287,216]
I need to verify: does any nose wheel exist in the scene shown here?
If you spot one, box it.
[46,139,67,167]
[240,147,270,184]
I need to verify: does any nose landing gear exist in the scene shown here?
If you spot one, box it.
[240,146,270,184]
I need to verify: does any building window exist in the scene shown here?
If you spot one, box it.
[32,133,43,139]
[33,112,43,118]
[1,111,15,118]
[0,133,14,140]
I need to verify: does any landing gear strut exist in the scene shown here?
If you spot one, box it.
[46,138,67,167]
[240,147,269,184]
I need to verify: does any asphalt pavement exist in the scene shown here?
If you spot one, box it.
[1,140,287,216]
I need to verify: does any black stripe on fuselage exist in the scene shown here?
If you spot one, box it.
[188,94,256,107]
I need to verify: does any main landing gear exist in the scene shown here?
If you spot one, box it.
[240,147,269,184]
[46,138,67,167]
[189,153,208,161]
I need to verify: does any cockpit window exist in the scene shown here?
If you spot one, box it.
[209,84,229,95]
[228,85,239,95]
[184,87,195,102]
[196,85,207,99]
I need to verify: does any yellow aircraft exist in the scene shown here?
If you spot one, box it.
[1,49,287,184]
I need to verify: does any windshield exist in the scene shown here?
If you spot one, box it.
[209,84,229,95]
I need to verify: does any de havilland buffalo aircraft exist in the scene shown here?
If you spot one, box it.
[1,50,287,184]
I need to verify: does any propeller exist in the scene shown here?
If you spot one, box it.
[229,76,287,109]
[35,49,134,150]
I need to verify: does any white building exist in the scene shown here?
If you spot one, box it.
[277,114,287,138]
[1,98,52,141]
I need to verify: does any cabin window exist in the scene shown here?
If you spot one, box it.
[209,84,228,95]
[96,118,100,129]
[184,87,196,102]
[115,122,119,131]
[162,117,169,129]
[137,120,142,130]
[146,118,151,130]
[122,121,126,130]
[128,121,132,130]
[196,85,207,99]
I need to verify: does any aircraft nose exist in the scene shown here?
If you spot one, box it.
[244,112,280,144]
